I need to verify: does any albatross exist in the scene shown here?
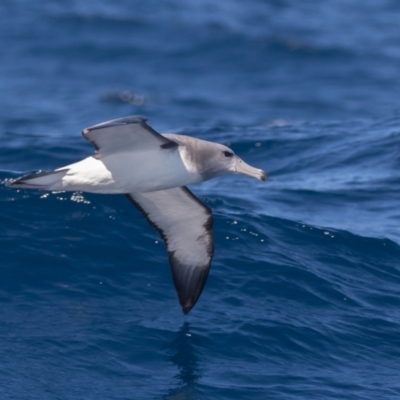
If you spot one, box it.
[8,116,266,314]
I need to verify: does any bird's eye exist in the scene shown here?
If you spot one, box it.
[223,151,233,157]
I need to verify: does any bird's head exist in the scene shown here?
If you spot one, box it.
[197,140,267,182]
[217,144,267,182]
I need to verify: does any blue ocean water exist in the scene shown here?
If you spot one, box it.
[2,1,400,398]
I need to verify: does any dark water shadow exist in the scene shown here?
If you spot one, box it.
[163,322,201,400]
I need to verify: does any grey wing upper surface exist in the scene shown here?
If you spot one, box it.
[126,187,214,314]
[82,115,178,156]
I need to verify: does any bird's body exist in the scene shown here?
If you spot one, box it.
[8,116,266,314]
[51,134,204,194]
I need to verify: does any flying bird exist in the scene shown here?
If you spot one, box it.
[8,116,266,313]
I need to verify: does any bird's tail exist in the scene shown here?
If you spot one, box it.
[7,170,68,190]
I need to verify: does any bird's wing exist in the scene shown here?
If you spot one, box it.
[126,187,214,314]
[82,115,177,157]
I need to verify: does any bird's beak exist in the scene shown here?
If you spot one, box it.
[234,156,267,182]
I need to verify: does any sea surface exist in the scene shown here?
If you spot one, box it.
[1,1,400,399]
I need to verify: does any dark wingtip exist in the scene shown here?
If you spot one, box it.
[6,173,37,187]
[5,179,16,188]
[181,302,195,315]
[6,175,33,187]
[261,171,268,182]
[7,180,22,187]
